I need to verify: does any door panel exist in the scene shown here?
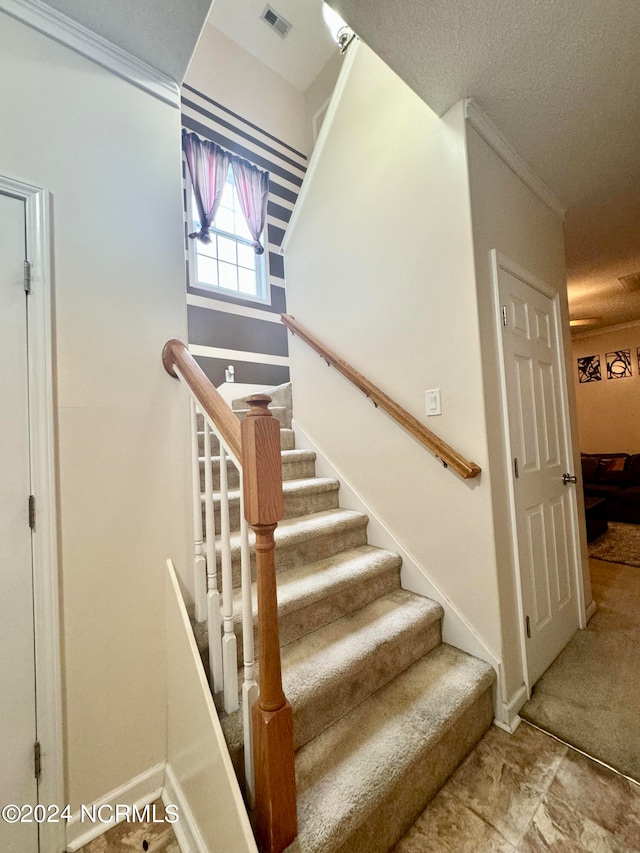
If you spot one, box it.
[0,192,39,853]
[499,264,579,685]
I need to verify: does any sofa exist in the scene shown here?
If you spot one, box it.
[581,453,640,524]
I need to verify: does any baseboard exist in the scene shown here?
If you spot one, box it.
[585,599,597,622]
[163,763,207,853]
[65,763,166,851]
[494,684,528,733]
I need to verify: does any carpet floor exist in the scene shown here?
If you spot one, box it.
[589,521,640,567]
[520,558,640,782]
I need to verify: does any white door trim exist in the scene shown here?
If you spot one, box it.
[1,174,64,853]
[491,249,585,693]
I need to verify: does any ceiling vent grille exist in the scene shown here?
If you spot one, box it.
[261,5,292,38]
[618,272,640,293]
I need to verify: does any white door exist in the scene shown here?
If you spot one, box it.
[0,192,39,853]
[497,257,580,685]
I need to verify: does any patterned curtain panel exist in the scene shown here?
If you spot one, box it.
[231,156,270,254]
[182,130,231,244]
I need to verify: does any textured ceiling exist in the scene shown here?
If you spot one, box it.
[36,0,640,328]
[565,194,640,328]
[208,0,336,91]
[41,0,213,83]
[330,0,640,327]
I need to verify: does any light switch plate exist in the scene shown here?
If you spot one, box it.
[425,388,441,416]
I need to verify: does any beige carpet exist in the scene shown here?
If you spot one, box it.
[520,558,640,781]
[589,521,640,567]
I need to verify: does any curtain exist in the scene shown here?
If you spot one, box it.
[182,130,231,244]
[231,156,270,254]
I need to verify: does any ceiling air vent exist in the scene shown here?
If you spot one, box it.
[619,272,640,293]
[261,5,292,38]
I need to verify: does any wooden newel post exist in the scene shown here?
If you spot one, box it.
[241,395,297,853]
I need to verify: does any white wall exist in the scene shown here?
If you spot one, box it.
[466,124,591,697]
[0,14,192,811]
[572,322,640,453]
[186,23,307,154]
[284,42,503,665]
[304,53,343,155]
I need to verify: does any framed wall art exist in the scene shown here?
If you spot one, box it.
[577,354,601,383]
[606,350,632,379]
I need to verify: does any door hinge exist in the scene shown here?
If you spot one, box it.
[24,260,32,294]
[514,457,519,479]
[501,305,508,326]
[34,741,41,778]
[526,616,531,639]
[29,495,35,529]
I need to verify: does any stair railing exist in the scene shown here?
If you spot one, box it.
[281,314,481,480]
[162,339,297,853]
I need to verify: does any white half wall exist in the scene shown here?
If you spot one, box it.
[165,561,257,853]
[283,41,503,668]
[0,12,192,812]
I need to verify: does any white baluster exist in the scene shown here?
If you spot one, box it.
[240,485,258,805]
[204,419,223,695]
[219,446,239,713]
[191,401,207,623]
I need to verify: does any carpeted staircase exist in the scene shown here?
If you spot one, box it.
[195,384,495,853]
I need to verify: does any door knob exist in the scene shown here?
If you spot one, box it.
[562,473,577,485]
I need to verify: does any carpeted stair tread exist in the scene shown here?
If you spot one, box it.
[274,546,403,638]
[234,405,291,429]
[279,429,296,451]
[287,645,495,853]
[215,509,370,584]
[232,381,292,413]
[281,588,444,748]
[218,585,441,772]
[196,405,290,428]
[203,477,341,535]
[228,545,403,663]
[199,449,316,490]
[198,427,295,454]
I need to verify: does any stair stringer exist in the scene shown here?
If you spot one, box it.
[290,417,519,729]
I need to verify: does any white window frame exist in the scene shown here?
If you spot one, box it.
[186,170,271,306]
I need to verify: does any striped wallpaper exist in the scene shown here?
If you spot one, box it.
[181,83,307,388]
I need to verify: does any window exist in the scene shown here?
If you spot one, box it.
[188,167,268,302]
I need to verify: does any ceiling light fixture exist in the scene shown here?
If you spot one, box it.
[569,318,602,328]
[322,3,356,53]
[618,272,640,293]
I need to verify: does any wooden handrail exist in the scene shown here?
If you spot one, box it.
[162,339,242,462]
[281,315,481,480]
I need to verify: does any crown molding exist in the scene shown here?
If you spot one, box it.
[464,98,567,219]
[571,317,640,340]
[0,0,180,108]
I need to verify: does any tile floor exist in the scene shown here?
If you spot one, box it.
[78,725,640,852]
[394,721,640,852]
[77,799,179,852]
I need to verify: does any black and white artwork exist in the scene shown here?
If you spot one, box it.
[606,350,632,379]
[577,354,601,383]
